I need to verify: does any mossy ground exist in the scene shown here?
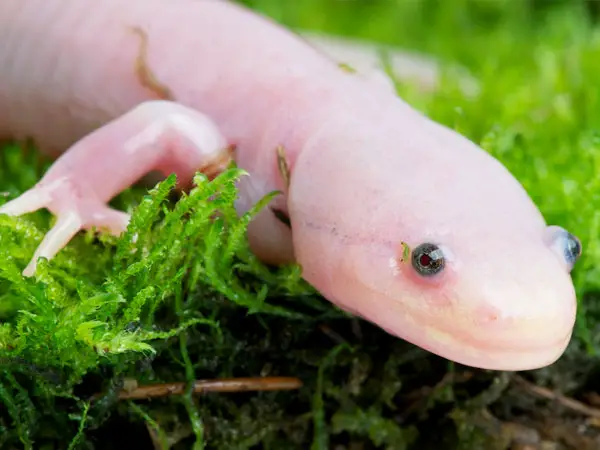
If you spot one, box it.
[1,0,600,448]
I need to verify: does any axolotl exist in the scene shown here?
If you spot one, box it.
[0,0,582,371]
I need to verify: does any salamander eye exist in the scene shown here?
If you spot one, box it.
[411,243,445,276]
[547,226,582,272]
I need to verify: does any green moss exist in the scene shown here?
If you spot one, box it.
[1,0,600,448]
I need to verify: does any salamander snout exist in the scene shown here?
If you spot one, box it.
[545,226,582,272]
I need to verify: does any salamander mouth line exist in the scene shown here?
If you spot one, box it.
[351,279,571,354]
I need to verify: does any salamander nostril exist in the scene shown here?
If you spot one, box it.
[546,226,582,272]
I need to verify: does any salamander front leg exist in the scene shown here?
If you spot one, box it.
[0,100,233,276]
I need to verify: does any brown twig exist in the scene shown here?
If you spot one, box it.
[130,26,174,100]
[513,375,600,420]
[276,145,291,189]
[401,370,474,402]
[398,371,474,421]
[318,323,348,345]
[92,376,303,401]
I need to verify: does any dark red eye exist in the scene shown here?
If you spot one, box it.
[411,243,445,276]
[419,254,432,266]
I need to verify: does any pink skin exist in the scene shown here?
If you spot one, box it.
[0,0,580,370]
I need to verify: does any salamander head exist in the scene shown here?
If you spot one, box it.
[289,105,579,371]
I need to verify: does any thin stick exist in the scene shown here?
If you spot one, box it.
[513,375,600,420]
[93,376,303,401]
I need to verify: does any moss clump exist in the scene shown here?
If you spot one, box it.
[1,0,600,448]
[0,145,331,448]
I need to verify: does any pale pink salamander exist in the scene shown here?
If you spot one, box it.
[0,0,582,371]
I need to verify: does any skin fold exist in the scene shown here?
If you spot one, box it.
[0,0,582,371]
